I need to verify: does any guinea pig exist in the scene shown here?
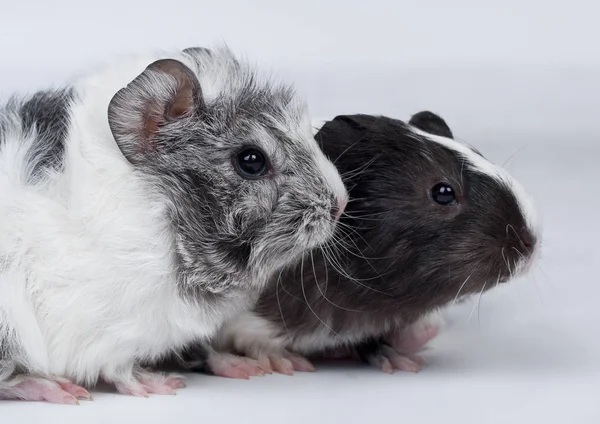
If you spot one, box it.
[183,110,541,378]
[0,46,347,403]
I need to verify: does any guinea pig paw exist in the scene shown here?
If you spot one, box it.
[287,354,317,372]
[115,371,186,397]
[115,380,149,398]
[257,351,316,376]
[369,346,423,374]
[206,352,265,379]
[0,376,86,404]
[53,377,93,400]
[137,372,186,395]
[386,352,422,373]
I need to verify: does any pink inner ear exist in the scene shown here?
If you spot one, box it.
[142,77,195,144]
[142,107,160,144]
[167,80,195,120]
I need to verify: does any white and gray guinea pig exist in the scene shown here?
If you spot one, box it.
[184,111,541,378]
[0,46,347,403]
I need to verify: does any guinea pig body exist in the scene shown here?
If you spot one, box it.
[192,112,541,377]
[0,47,346,402]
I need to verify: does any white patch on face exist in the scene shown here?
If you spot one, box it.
[410,126,541,245]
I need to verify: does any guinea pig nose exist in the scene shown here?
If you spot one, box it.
[331,198,347,221]
[520,230,536,250]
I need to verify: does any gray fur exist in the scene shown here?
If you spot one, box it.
[107,47,342,300]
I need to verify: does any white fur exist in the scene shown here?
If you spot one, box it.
[0,50,309,387]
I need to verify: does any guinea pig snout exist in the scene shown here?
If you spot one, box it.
[331,197,348,221]
[507,225,537,255]
[501,225,538,279]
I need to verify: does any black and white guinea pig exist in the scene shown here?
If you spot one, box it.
[0,46,347,403]
[181,110,541,378]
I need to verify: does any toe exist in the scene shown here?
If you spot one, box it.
[165,377,186,389]
[115,382,149,398]
[213,366,251,380]
[143,381,177,395]
[288,355,316,372]
[56,381,93,400]
[270,356,294,376]
[236,361,265,377]
[389,355,421,373]
[257,356,274,374]
[44,391,80,405]
[379,358,394,374]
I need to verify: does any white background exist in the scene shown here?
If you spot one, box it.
[1,0,599,423]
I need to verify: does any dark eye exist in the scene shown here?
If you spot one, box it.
[431,183,458,206]
[235,148,268,179]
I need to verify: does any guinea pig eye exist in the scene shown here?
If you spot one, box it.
[235,148,268,179]
[431,183,458,206]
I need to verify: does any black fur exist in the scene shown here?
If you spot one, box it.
[1,89,73,184]
[409,110,454,138]
[251,112,536,353]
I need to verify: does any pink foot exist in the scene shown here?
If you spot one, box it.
[389,313,442,353]
[115,371,186,397]
[207,353,265,379]
[369,346,423,374]
[54,378,93,401]
[0,376,91,404]
[256,351,316,376]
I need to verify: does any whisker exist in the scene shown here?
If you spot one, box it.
[275,270,290,335]
[477,282,487,326]
[453,275,472,305]
[468,281,487,324]
[332,135,367,164]
[529,268,545,306]
[502,145,528,170]
[331,228,391,262]
[301,254,341,338]
[340,155,380,181]
[321,243,391,295]
[535,264,555,288]
[501,247,510,275]
[312,250,362,313]
[507,224,528,251]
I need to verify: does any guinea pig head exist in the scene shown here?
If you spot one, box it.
[317,112,540,314]
[108,49,347,298]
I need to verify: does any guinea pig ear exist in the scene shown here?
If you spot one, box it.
[409,111,454,139]
[108,59,204,165]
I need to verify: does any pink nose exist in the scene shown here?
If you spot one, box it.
[331,198,348,221]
